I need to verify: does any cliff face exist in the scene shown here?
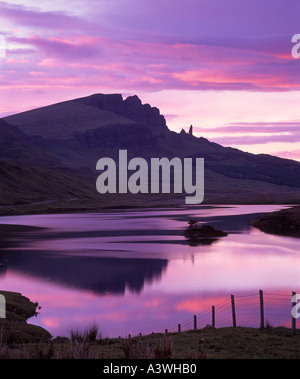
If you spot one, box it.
[123,95,167,133]
[2,93,168,167]
[72,122,160,153]
[74,93,168,134]
[71,94,167,151]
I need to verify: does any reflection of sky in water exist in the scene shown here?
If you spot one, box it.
[0,205,299,337]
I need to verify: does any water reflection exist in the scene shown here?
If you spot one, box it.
[0,249,167,294]
[185,238,219,246]
[0,205,299,337]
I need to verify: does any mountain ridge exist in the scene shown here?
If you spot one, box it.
[1,93,299,212]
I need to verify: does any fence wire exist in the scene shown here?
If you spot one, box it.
[164,291,298,335]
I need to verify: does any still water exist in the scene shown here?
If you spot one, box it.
[0,205,299,337]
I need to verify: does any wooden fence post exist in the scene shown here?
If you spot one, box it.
[178,324,181,333]
[194,315,197,330]
[212,306,215,327]
[259,290,264,328]
[292,291,296,335]
[231,294,236,327]
[165,329,168,335]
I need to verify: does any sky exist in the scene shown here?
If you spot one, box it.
[0,0,300,160]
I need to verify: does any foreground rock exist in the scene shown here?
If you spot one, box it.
[0,290,51,343]
[249,206,300,238]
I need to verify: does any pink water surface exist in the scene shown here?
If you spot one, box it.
[0,205,299,337]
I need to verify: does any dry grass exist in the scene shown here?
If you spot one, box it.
[1,326,299,359]
[122,335,175,359]
[69,323,101,344]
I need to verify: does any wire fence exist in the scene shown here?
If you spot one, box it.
[163,290,298,335]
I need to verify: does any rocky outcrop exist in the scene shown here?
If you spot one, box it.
[0,290,51,343]
[72,122,159,152]
[74,93,168,133]
[123,95,167,133]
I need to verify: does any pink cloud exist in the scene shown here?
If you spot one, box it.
[38,58,57,66]
[0,0,299,160]
[272,149,300,162]
[5,33,299,93]
[193,121,300,135]
[6,57,29,64]
[191,120,300,147]
[171,62,300,91]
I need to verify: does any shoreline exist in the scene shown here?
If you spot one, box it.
[0,198,297,217]
[0,202,298,239]
[249,205,300,238]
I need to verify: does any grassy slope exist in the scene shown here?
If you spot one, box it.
[0,160,96,207]
[0,157,299,217]
[4,101,137,139]
[2,326,300,359]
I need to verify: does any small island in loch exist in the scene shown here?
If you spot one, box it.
[184,222,228,238]
[183,220,228,245]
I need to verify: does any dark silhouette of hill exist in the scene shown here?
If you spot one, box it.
[1,93,300,210]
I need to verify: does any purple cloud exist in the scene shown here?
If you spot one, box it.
[192,120,300,147]
[193,121,300,134]
[0,0,299,160]
[0,1,92,31]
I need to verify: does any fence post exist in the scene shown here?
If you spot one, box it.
[178,324,181,333]
[231,294,236,327]
[165,329,168,335]
[212,306,215,328]
[292,291,296,335]
[194,315,197,330]
[259,289,264,328]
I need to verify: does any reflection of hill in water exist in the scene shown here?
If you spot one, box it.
[0,224,42,249]
[0,249,168,295]
[186,238,218,246]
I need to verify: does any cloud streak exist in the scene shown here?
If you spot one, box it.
[4,32,300,93]
[0,0,299,159]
